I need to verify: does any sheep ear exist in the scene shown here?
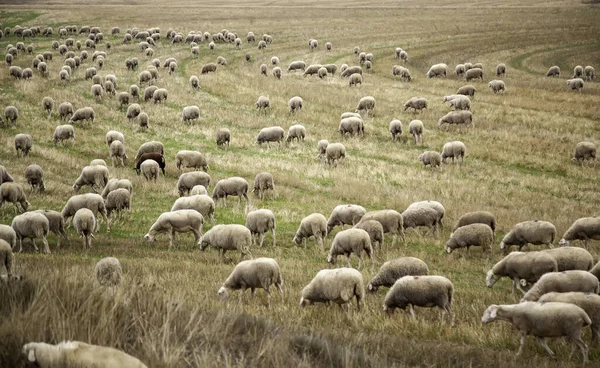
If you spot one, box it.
[489,307,498,319]
[27,348,36,362]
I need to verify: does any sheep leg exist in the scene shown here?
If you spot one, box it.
[408,304,416,320]
[537,338,556,359]
[346,254,351,268]
[259,233,265,248]
[42,237,50,254]
[31,239,39,252]
[516,332,527,356]
[569,335,588,362]
[585,239,590,250]
[168,231,174,249]
[357,256,363,270]
[401,230,407,247]
[272,228,276,247]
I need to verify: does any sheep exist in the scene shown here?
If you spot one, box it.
[168,61,177,74]
[309,39,318,50]
[0,224,17,250]
[41,97,54,118]
[438,110,473,129]
[108,141,127,167]
[359,210,406,247]
[259,63,268,76]
[367,257,428,292]
[445,223,494,254]
[355,96,375,116]
[566,78,584,92]
[348,73,363,87]
[73,208,96,249]
[24,164,44,193]
[358,52,366,63]
[448,95,471,110]
[584,66,595,81]
[138,70,152,84]
[300,268,364,311]
[57,102,74,121]
[287,60,306,72]
[5,54,13,66]
[544,247,593,272]
[339,117,364,137]
[256,126,285,147]
[105,130,124,148]
[353,220,384,250]
[323,64,337,76]
[31,209,67,247]
[426,63,447,78]
[61,193,109,232]
[401,206,440,236]
[538,292,600,345]
[327,205,367,233]
[389,120,403,141]
[137,113,148,130]
[175,150,208,173]
[318,67,328,79]
[216,128,231,149]
[171,194,215,225]
[403,97,427,112]
[573,142,596,164]
[286,124,306,143]
[142,86,158,102]
[9,65,23,79]
[216,56,227,66]
[339,64,347,74]
[546,65,560,77]
[573,65,584,78]
[190,185,208,196]
[392,65,411,81]
[0,239,13,277]
[96,257,123,288]
[245,52,252,62]
[418,151,442,168]
[212,177,248,208]
[90,159,107,167]
[69,107,95,126]
[37,61,48,77]
[135,141,164,161]
[144,210,204,249]
[407,120,424,145]
[441,141,466,165]
[105,187,131,218]
[559,217,600,249]
[499,220,556,253]
[486,251,558,293]
[22,341,147,368]
[521,271,599,302]
[341,66,362,78]
[189,75,200,90]
[252,172,274,199]
[289,96,303,113]
[0,182,29,213]
[135,153,165,178]
[73,165,109,193]
[140,160,160,181]
[272,67,282,79]
[152,88,168,104]
[201,62,217,74]
[455,64,466,76]
[481,302,590,362]
[293,213,328,250]
[464,68,484,82]
[3,106,18,127]
[0,166,14,187]
[218,257,283,306]
[181,105,200,123]
[91,84,105,101]
[325,142,346,166]
[488,79,506,93]
[406,201,445,230]
[496,63,506,77]
[177,171,211,196]
[101,179,133,200]
[200,224,252,263]
[316,140,329,159]
[246,209,276,247]
[255,96,270,110]
[257,40,266,50]
[11,212,50,253]
[457,85,477,97]
[453,211,496,234]
[14,134,33,157]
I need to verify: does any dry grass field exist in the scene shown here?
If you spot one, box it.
[0,0,599,367]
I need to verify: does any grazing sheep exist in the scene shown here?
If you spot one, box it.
[500,220,556,252]
[4,106,18,126]
[136,112,148,130]
[182,106,200,122]
[0,225,17,250]
[41,97,54,117]
[259,63,268,76]
[95,257,123,287]
[300,268,364,311]
[14,134,33,157]
[109,141,127,167]
[327,205,367,233]
[22,341,147,368]
[355,96,375,116]
[488,79,506,93]
[152,88,168,104]
[353,220,384,250]
[218,257,283,306]
[325,142,346,166]
[212,177,248,207]
[384,275,454,324]
[287,60,306,72]
[521,270,599,302]
[546,65,560,77]
[190,185,208,196]
[24,164,44,193]
[9,65,23,79]
[57,102,74,121]
[457,85,477,97]
[323,64,337,76]
[441,141,466,164]
[11,212,50,253]
[37,62,48,76]
[31,209,67,248]
[401,206,440,236]
[288,96,303,113]
[584,66,595,81]
[189,75,200,90]
[367,257,428,292]
[199,224,252,263]
[348,73,363,87]
[316,140,329,159]
[216,56,227,66]
[0,182,29,212]
[201,62,217,74]
[135,153,165,179]
[91,84,104,101]
[177,171,211,196]
[0,239,13,277]
[257,40,266,50]
[73,208,96,249]
[465,68,483,81]
[339,117,364,137]
[255,95,270,110]
[566,78,584,92]
[62,193,109,232]
[392,65,411,81]
[286,124,306,143]
[176,150,208,172]
[559,217,600,249]
[216,128,231,149]
[101,179,133,200]
[143,86,158,102]
[418,151,442,168]
[453,211,496,233]
[447,95,471,110]
[256,126,285,147]
[389,120,403,141]
[246,209,276,247]
[359,210,406,247]
[408,120,424,144]
[455,64,465,76]
[318,67,328,79]
[171,194,215,225]
[73,165,109,193]
[69,107,95,126]
[105,130,124,148]
[426,63,447,78]
[135,141,164,161]
[104,188,131,217]
[573,142,596,164]
[403,97,428,112]
[538,292,600,345]
[544,247,594,272]
[341,66,363,78]
[0,166,14,186]
[168,61,177,74]
[481,302,591,362]
[573,65,584,78]
[272,67,282,79]
[144,210,204,249]
[252,172,274,199]
[438,111,473,129]
[140,160,159,181]
[293,213,328,249]
[496,63,506,77]
[406,201,445,230]
[486,251,558,293]
[445,223,494,254]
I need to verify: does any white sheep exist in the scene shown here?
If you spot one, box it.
[255,96,270,111]
[389,120,403,141]
[252,172,274,199]
[338,117,364,137]
[441,141,466,164]
[408,120,423,145]
[367,257,428,292]
[216,128,231,149]
[109,141,127,167]
[546,65,560,77]
[245,209,276,247]
[359,210,406,247]
[538,292,600,345]
[61,193,109,232]
[200,224,252,263]
[445,223,493,254]
[34,209,68,247]
[353,219,384,250]
[418,151,442,169]
[140,160,160,182]
[465,68,483,81]
[286,124,306,143]
[144,210,204,249]
[171,194,215,225]
[327,228,373,270]
[105,188,131,218]
[0,224,17,250]
[73,165,109,193]
[218,257,283,307]
[73,208,96,249]
[0,239,13,276]
[105,130,124,147]
[182,106,200,123]
[300,268,364,312]
[566,78,584,92]
[69,107,95,126]
[212,177,248,207]
[101,179,133,199]
[11,212,50,253]
[327,204,366,233]
[544,247,594,272]
[325,142,346,166]
[457,85,477,97]
[316,140,329,159]
[24,164,45,193]
[406,200,445,230]
[521,270,599,302]
[488,79,506,93]
[559,217,600,249]
[256,126,285,147]
[177,171,211,196]
[403,97,427,112]
[53,124,75,145]
[499,220,556,252]
[176,150,208,172]
[95,257,123,287]
[355,96,376,116]
[0,182,29,212]
[438,111,473,129]
[401,206,440,237]
[289,96,303,113]
[14,133,33,157]
[190,185,208,196]
[426,63,447,78]
[486,251,558,293]
[293,213,327,249]
[453,211,496,233]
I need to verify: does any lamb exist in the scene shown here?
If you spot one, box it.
[212,177,248,207]
[144,210,204,249]
[367,257,428,292]
[252,172,274,199]
[408,120,424,144]
[389,120,402,141]
[457,85,477,97]
[445,223,494,254]
[355,96,375,116]
[481,302,591,362]
[572,142,596,163]
[289,96,303,113]
[544,247,594,272]
[418,151,442,168]
[327,205,367,233]
[359,210,406,247]
[201,63,217,74]
[135,141,164,161]
[256,126,285,147]
[176,150,208,172]
[0,182,29,212]
[272,67,282,79]
[486,251,558,293]
[488,79,506,93]
[178,171,211,196]
[218,257,283,306]
[61,193,109,232]
[33,210,68,247]
[341,66,363,78]
[22,341,147,368]
[426,63,447,78]
[58,102,74,121]
[438,111,473,129]
[573,65,584,78]
[73,165,109,193]
[348,73,363,87]
[325,142,346,166]
[521,271,599,302]
[69,107,95,126]
[403,97,427,112]
[73,208,96,249]
[584,66,595,81]
[255,95,270,110]
[453,211,496,233]
[383,275,454,324]
[300,268,364,311]
[286,124,306,143]
[566,78,584,92]
[14,133,33,157]
[538,292,600,345]
[353,220,384,250]
[41,97,54,118]
[339,117,364,137]
[499,220,556,252]
[0,240,13,276]
[200,224,252,262]
[105,188,131,217]
[496,63,506,77]
[441,141,466,164]
[401,206,440,236]
[546,65,560,77]
[559,217,600,249]
[465,68,483,81]
[152,88,168,104]
[11,212,50,253]
[246,209,276,247]
[0,224,17,250]
[216,128,231,149]
[25,164,45,193]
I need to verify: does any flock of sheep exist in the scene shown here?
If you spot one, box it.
[0,20,599,366]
